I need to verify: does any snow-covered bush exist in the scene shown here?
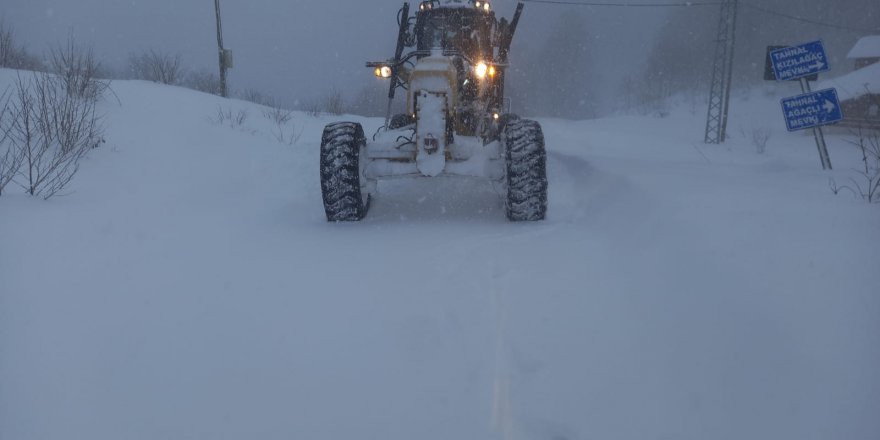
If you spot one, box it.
[2,72,103,199]
[127,50,182,85]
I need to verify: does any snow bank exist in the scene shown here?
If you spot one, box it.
[1,69,878,440]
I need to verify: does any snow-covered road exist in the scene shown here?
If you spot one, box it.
[2,72,879,440]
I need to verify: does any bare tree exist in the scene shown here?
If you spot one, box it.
[7,72,102,199]
[128,50,183,85]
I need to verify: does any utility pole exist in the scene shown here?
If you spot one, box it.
[704,0,739,144]
[214,0,228,98]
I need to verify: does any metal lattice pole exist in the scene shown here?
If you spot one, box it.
[704,0,738,144]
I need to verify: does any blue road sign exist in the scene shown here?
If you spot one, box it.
[770,41,830,81]
[781,88,843,132]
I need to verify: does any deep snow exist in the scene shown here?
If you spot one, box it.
[1,69,879,440]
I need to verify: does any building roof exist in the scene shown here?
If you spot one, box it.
[847,35,880,59]
[818,61,880,101]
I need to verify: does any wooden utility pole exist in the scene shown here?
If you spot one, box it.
[214,0,228,98]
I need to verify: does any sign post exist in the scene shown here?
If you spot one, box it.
[770,40,837,170]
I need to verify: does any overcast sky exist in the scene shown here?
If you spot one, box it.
[3,0,669,110]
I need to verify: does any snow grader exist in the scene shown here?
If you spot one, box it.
[319,0,547,221]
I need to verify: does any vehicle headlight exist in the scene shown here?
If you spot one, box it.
[374,66,393,78]
[475,62,489,79]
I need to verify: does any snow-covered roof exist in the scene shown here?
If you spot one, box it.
[818,61,880,101]
[847,35,880,59]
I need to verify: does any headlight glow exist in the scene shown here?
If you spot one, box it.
[488,65,496,77]
[475,62,489,79]
[374,66,393,78]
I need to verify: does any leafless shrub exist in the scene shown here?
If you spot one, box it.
[4,72,102,199]
[300,90,347,117]
[183,70,222,95]
[619,74,672,118]
[0,88,24,195]
[211,106,248,129]
[740,126,772,154]
[128,50,182,85]
[262,105,302,145]
[323,89,346,116]
[271,121,304,145]
[49,36,108,101]
[751,127,772,154]
[828,178,858,199]
[0,20,19,67]
[0,20,43,71]
[262,105,293,125]
[837,127,880,203]
[303,99,322,118]
[239,89,272,106]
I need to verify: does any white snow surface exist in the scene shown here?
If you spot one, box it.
[1,69,879,440]
[817,61,880,101]
[847,35,880,59]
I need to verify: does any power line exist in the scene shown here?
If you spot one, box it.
[521,0,878,33]
[519,0,722,7]
[741,3,879,34]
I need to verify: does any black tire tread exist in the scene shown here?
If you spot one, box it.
[320,122,368,221]
[503,119,548,221]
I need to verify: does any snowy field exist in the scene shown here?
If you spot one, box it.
[1,68,879,440]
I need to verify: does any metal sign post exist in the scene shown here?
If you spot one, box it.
[791,81,836,169]
[770,40,837,170]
